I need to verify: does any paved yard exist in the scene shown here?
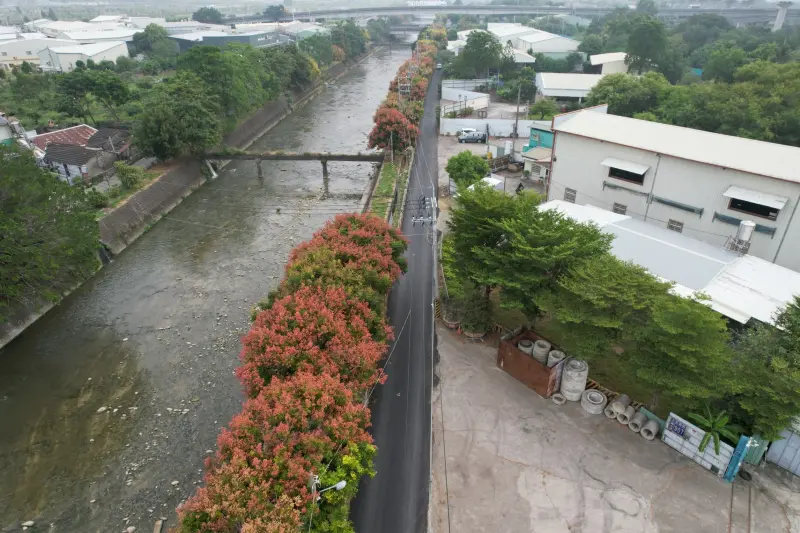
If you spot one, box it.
[430,326,800,533]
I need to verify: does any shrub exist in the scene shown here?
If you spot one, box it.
[332,44,346,62]
[367,107,419,152]
[114,161,146,189]
[237,285,390,398]
[85,187,109,208]
[177,372,373,533]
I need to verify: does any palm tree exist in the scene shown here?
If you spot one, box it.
[689,407,741,455]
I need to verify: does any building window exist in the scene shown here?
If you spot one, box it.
[612,203,627,215]
[667,219,684,233]
[564,188,576,203]
[531,163,542,174]
[608,166,646,185]
[728,198,778,221]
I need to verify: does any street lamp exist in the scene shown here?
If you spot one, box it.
[307,474,347,531]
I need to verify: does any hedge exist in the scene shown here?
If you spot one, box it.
[177,214,408,533]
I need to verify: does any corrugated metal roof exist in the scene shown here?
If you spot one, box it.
[58,29,137,40]
[554,111,800,184]
[31,124,97,150]
[590,52,627,65]
[48,41,127,55]
[541,200,800,325]
[170,30,229,41]
[43,143,93,165]
[538,73,605,92]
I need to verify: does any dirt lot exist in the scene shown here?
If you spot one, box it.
[430,326,800,533]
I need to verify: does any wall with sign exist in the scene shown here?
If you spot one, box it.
[662,413,734,477]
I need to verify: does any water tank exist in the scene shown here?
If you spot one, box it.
[532,340,550,365]
[547,350,566,368]
[737,220,756,242]
[504,140,513,154]
[517,339,534,356]
[560,359,589,401]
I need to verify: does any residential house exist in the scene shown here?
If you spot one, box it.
[542,199,800,326]
[38,41,129,72]
[0,116,13,145]
[30,124,114,183]
[42,143,97,184]
[86,127,132,159]
[547,111,800,271]
[589,52,628,74]
[0,38,75,70]
[534,73,604,102]
[522,123,554,181]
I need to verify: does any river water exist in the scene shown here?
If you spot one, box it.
[0,46,410,532]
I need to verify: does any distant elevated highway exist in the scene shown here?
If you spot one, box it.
[231,4,799,27]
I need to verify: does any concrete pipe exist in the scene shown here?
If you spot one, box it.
[517,339,534,356]
[628,411,648,433]
[551,393,567,406]
[640,420,660,441]
[580,390,607,415]
[532,340,551,365]
[603,405,617,419]
[616,405,635,425]
[547,350,566,368]
[560,359,589,401]
[611,394,631,414]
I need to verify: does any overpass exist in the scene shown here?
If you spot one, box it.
[233,4,799,28]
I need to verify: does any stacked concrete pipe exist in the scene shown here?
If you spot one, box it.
[532,340,551,365]
[547,349,566,368]
[640,420,660,441]
[628,410,648,433]
[616,406,636,425]
[580,390,607,415]
[610,394,631,414]
[517,339,534,356]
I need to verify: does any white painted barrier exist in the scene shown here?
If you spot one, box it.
[439,118,539,137]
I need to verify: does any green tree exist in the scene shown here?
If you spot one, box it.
[625,293,733,409]
[529,98,559,119]
[115,55,137,73]
[131,23,171,55]
[656,35,688,84]
[331,20,367,58]
[134,73,222,160]
[19,61,32,74]
[540,254,671,361]
[673,14,732,53]
[703,43,748,82]
[729,297,800,440]
[689,407,741,455]
[192,6,224,24]
[584,71,671,117]
[626,17,667,74]
[578,34,605,56]
[457,30,503,77]
[445,150,490,187]
[56,70,97,124]
[299,33,334,66]
[263,4,286,21]
[0,146,99,320]
[85,69,130,121]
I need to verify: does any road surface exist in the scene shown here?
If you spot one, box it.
[351,69,442,532]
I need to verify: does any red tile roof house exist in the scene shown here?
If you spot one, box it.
[31,124,122,184]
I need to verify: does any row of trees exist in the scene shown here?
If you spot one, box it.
[446,179,800,440]
[585,61,800,147]
[177,214,408,532]
[367,39,439,152]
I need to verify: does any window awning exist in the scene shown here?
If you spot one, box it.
[601,157,649,175]
[723,185,789,210]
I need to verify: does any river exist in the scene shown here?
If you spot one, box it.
[0,46,410,532]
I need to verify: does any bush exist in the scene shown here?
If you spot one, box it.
[367,107,419,152]
[85,187,109,208]
[460,289,491,333]
[114,161,146,189]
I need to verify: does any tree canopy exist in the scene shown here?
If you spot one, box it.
[0,147,99,320]
[192,6,224,24]
[453,30,502,78]
[445,150,490,187]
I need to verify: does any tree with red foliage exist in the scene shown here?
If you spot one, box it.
[410,78,428,101]
[238,285,390,397]
[367,106,419,152]
[178,372,373,533]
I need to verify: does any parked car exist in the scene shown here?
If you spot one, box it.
[458,127,477,136]
[458,131,487,143]
[436,63,443,69]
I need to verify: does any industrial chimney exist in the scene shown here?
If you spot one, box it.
[727,220,756,254]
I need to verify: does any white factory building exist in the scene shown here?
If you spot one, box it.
[535,73,604,101]
[38,41,128,72]
[589,52,629,74]
[55,28,138,43]
[0,37,74,69]
[546,110,800,272]
[457,23,581,60]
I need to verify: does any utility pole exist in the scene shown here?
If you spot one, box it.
[512,82,521,159]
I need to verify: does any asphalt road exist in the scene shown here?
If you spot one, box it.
[351,69,443,533]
